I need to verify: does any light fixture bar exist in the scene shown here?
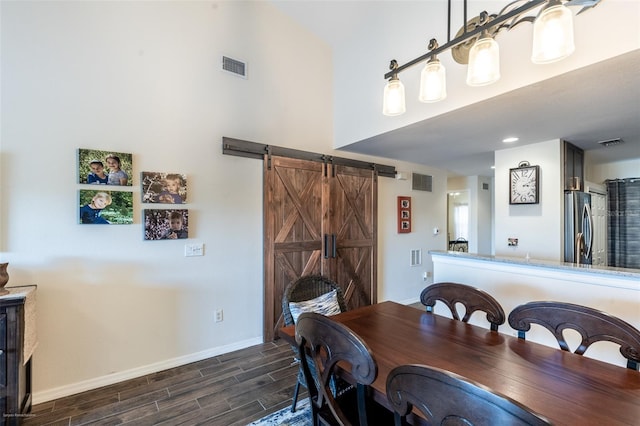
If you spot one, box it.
[384,0,546,80]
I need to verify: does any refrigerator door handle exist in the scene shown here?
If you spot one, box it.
[575,232,583,265]
[583,203,593,261]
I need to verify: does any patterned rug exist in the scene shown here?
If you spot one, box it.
[248,398,312,426]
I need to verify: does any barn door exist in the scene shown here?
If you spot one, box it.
[264,156,325,341]
[264,156,378,341]
[327,163,377,310]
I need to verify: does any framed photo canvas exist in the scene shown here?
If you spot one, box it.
[78,148,133,186]
[141,172,187,204]
[144,209,189,240]
[79,190,133,224]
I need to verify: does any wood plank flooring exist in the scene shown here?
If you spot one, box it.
[24,339,304,426]
[24,304,425,426]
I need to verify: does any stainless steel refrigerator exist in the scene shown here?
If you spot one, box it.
[564,191,593,265]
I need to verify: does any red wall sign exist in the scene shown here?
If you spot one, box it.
[397,196,411,233]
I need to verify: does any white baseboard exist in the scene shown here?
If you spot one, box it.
[398,297,421,306]
[33,337,263,404]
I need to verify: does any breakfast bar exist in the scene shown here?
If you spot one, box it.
[430,250,640,368]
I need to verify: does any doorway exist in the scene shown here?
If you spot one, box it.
[447,191,469,252]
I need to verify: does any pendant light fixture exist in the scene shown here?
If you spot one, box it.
[532,0,575,64]
[383,60,406,116]
[419,39,447,103]
[466,30,500,86]
[382,0,599,116]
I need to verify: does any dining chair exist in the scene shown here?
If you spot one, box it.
[508,301,640,370]
[282,275,349,412]
[296,312,392,426]
[386,364,551,426]
[420,282,506,331]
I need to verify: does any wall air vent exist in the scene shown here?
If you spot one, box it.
[598,138,623,147]
[482,183,490,190]
[410,249,422,266]
[412,173,433,192]
[222,56,247,79]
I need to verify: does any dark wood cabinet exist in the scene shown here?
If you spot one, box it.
[0,286,36,425]
[564,141,585,191]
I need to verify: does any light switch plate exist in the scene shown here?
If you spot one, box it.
[184,243,204,257]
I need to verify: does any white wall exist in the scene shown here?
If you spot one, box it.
[587,158,640,183]
[476,176,493,255]
[1,1,447,402]
[494,140,563,260]
[379,165,449,304]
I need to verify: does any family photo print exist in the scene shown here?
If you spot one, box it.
[79,190,134,225]
[78,148,133,186]
[141,172,188,204]
[144,209,189,240]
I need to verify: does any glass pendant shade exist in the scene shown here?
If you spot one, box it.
[382,77,406,116]
[419,59,447,103]
[531,2,575,64]
[466,34,500,86]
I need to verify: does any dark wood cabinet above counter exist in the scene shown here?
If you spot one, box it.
[564,140,584,191]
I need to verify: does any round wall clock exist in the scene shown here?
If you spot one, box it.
[509,162,540,204]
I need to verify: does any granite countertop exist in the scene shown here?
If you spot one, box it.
[429,250,640,279]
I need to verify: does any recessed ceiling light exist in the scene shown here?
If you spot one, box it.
[503,137,519,143]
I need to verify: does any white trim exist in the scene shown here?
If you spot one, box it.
[397,297,420,306]
[33,337,263,404]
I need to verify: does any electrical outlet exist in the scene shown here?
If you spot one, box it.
[215,309,223,323]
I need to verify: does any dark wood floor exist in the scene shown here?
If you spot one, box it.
[25,339,305,426]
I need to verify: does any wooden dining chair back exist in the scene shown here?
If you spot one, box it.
[296,312,379,426]
[282,275,349,412]
[386,364,551,426]
[420,282,506,331]
[508,301,640,370]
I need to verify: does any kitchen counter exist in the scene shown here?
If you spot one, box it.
[429,250,640,281]
[429,251,638,368]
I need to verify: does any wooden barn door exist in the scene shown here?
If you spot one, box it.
[327,164,377,310]
[263,156,378,341]
[264,156,325,341]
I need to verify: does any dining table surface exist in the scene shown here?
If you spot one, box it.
[278,300,640,425]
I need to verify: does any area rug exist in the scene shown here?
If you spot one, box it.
[248,398,312,426]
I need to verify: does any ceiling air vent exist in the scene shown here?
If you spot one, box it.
[598,138,623,147]
[222,56,247,79]
[412,173,432,192]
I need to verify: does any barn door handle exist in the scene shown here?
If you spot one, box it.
[324,234,329,259]
[332,234,337,258]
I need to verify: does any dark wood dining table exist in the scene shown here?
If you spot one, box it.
[279,301,640,425]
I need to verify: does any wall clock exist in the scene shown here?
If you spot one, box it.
[509,162,540,204]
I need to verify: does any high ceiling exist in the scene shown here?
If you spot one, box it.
[271,1,640,177]
[343,50,640,176]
